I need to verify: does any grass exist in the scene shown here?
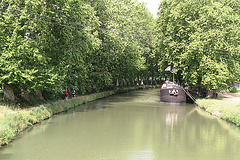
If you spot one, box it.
[0,85,160,147]
[197,87,240,126]
[197,97,240,126]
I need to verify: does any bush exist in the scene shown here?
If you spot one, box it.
[229,86,238,93]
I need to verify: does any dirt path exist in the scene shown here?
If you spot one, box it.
[218,92,240,101]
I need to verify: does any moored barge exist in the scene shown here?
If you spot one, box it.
[160,81,186,103]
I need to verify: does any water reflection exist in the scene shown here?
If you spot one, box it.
[160,105,197,135]
[127,148,156,160]
[162,105,186,126]
[74,101,110,112]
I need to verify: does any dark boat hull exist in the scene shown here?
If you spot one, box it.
[160,87,186,103]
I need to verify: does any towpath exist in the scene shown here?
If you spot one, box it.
[218,92,240,101]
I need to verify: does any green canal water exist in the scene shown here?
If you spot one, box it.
[0,89,240,160]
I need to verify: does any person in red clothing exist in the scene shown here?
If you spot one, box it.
[64,90,68,100]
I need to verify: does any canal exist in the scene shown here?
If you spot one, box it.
[0,89,240,160]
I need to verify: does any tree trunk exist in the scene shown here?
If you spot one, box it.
[141,77,144,85]
[146,75,149,85]
[123,74,127,86]
[151,70,154,85]
[36,90,44,100]
[159,75,162,84]
[3,85,15,101]
[116,79,119,86]
[131,74,135,86]
[137,75,140,86]
[207,89,217,98]
[154,76,158,85]
[21,89,30,102]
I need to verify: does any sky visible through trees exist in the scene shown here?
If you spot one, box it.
[137,0,160,18]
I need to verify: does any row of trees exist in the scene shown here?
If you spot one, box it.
[0,0,155,102]
[1,0,239,102]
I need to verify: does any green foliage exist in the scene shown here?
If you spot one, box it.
[229,86,238,93]
[1,0,157,102]
[86,0,155,87]
[155,0,240,90]
[0,0,58,93]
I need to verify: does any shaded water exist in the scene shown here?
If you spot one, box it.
[1,89,240,160]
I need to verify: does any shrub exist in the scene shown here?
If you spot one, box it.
[229,86,238,93]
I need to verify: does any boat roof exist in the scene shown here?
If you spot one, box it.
[162,81,181,89]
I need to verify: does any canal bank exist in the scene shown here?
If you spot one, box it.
[1,85,240,148]
[0,85,160,147]
[197,92,240,126]
[1,88,240,160]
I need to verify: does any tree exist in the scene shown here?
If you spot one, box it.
[87,0,155,87]
[0,0,100,100]
[0,0,58,99]
[155,0,240,90]
[0,0,156,102]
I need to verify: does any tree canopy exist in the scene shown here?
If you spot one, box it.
[0,0,155,102]
[154,0,240,90]
[0,0,239,102]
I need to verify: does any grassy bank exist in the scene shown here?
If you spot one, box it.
[0,85,160,147]
[197,97,240,126]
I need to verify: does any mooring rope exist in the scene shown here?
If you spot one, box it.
[182,88,198,106]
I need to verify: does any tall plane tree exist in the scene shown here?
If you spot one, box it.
[155,0,240,90]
